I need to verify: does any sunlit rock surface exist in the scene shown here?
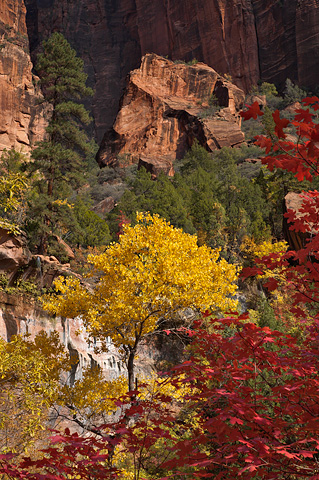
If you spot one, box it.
[97,54,245,170]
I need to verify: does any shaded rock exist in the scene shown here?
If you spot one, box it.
[245,94,267,109]
[0,0,48,154]
[138,156,175,178]
[0,227,30,277]
[94,197,115,215]
[252,0,319,91]
[282,102,301,116]
[24,0,258,142]
[97,54,245,170]
[0,228,75,288]
[24,0,319,145]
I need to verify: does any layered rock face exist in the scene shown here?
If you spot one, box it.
[24,0,319,142]
[0,0,47,154]
[0,291,121,382]
[251,0,319,89]
[97,54,245,172]
[0,227,121,382]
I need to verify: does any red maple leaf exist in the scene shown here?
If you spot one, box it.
[272,110,290,139]
[307,124,319,159]
[302,96,319,111]
[240,267,264,279]
[263,278,279,291]
[294,108,314,123]
[240,101,264,120]
[255,135,272,154]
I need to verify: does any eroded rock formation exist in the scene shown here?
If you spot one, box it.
[252,0,319,90]
[0,291,122,382]
[0,227,121,382]
[0,227,74,287]
[0,0,47,154]
[97,54,245,171]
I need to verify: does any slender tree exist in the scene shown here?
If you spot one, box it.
[28,32,93,254]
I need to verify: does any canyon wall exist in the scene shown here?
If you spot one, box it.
[24,0,319,143]
[0,0,318,151]
[0,0,46,154]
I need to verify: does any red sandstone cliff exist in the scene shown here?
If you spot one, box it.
[97,54,245,173]
[24,0,319,144]
[0,0,47,154]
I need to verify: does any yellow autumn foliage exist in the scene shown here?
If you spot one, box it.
[44,213,238,350]
[241,237,288,259]
[0,331,68,453]
[60,367,127,419]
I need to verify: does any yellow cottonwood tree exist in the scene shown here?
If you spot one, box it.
[44,213,238,391]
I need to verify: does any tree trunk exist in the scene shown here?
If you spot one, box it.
[127,349,135,392]
[38,230,48,255]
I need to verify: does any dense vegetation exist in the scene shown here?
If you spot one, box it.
[2,33,319,479]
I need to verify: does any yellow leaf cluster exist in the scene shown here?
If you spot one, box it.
[0,331,68,452]
[44,213,238,350]
[241,237,288,259]
[61,368,127,417]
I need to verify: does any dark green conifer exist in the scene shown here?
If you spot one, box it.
[27,32,94,254]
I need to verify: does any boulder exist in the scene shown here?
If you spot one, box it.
[138,156,175,178]
[94,197,115,215]
[0,227,30,276]
[0,227,74,288]
[97,54,245,170]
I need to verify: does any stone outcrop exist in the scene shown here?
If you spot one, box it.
[252,0,319,90]
[0,227,74,287]
[0,227,30,277]
[0,0,316,151]
[0,0,47,154]
[97,54,245,170]
[0,291,122,382]
[93,197,115,215]
[0,227,122,382]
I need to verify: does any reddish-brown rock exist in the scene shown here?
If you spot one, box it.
[0,227,30,277]
[252,0,319,90]
[24,0,319,143]
[138,156,175,179]
[93,197,115,215]
[97,54,245,169]
[24,0,258,141]
[0,227,74,287]
[0,0,47,154]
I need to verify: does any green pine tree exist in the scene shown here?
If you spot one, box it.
[27,32,94,254]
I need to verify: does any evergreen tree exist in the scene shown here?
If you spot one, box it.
[27,32,94,254]
[111,168,195,235]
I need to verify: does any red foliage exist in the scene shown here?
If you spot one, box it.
[240,101,264,120]
[116,210,130,237]
[161,316,319,478]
